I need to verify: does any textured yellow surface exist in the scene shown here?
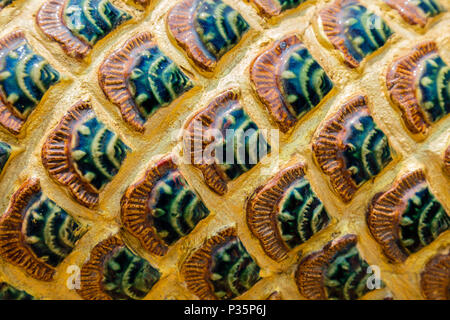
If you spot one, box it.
[0,0,448,300]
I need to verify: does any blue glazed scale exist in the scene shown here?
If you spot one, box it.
[208,237,261,299]
[63,0,131,46]
[0,38,59,119]
[101,246,161,300]
[193,0,250,61]
[71,116,130,191]
[22,191,85,268]
[281,44,334,119]
[148,168,210,245]
[0,142,11,174]
[342,111,393,187]
[277,177,331,249]
[129,46,193,119]
[214,106,271,181]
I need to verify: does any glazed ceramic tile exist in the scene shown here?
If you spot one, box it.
[99,32,194,132]
[318,0,393,68]
[296,234,384,300]
[367,170,449,263]
[386,41,449,136]
[41,101,130,208]
[384,0,446,28]
[182,228,261,300]
[77,235,161,300]
[420,249,449,300]
[0,31,60,134]
[247,163,331,261]
[37,0,131,59]
[167,0,250,73]
[121,155,210,256]
[0,282,34,300]
[250,34,334,132]
[313,95,393,202]
[183,89,270,195]
[250,0,308,17]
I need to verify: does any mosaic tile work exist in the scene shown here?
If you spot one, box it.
[313,95,393,202]
[386,41,449,135]
[367,170,449,263]
[77,236,160,300]
[0,282,34,300]
[384,0,445,28]
[250,34,333,132]
[296,235,384,300]
[184,89,270,195]
[420,249,449,300]
[250,0,308,17]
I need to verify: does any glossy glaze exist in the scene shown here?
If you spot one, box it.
[251,0,307,17]
[384,0,445,27]
[247,164,331,261]
[37,0,131,58]
[387,41,449,135]
[367,170,449,263]
[42,101,130,208]
[184,90,270,195]
[121,156,210,256]
[77,236,160,300]
[0,283,34,300]
[182,228,261,300]
[313,95,393,202]
[319,0,393,68]
[167,0,250,72]
[0,142,11,174]
[99,33,194,132]
[420,250,449,300]
[296,234,383,300]
[250,34,333,132]
[0,31,59,134]
[0,178,85,281]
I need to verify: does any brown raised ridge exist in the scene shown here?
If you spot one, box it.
[366,170,426,263]
[0,31,29,135]
[99,32,156,133]
[312,94,368,202]
[184,89,241,195]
